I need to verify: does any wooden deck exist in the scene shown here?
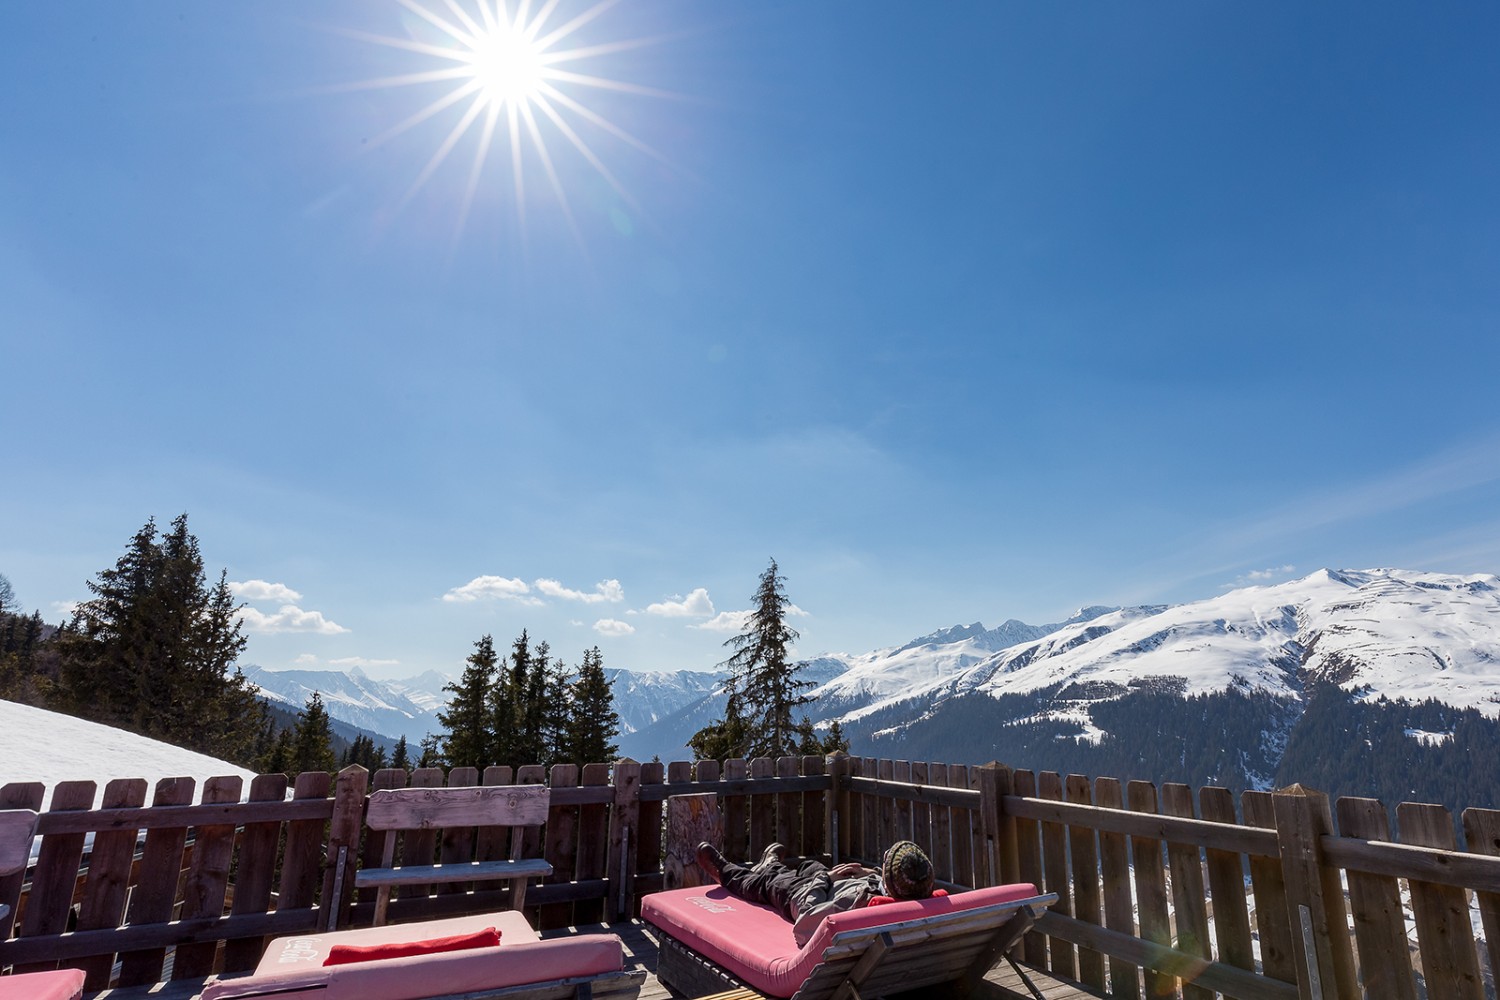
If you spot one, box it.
[82,919,1105,1000]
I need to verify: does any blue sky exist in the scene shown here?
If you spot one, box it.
[2,2,1497,679]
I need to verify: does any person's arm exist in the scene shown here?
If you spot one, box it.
[828,862,876,879]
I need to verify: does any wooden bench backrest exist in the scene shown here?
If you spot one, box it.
[0,810,38,877]
[364,785,551,832]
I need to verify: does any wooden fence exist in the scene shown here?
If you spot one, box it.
[2,756,1499,1000]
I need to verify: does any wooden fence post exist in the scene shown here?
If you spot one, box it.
[608,758,642,923]
[828,753,850,864]
[321,765,369,931]
[977,762,1019,886]
[1271,784,1359,1000]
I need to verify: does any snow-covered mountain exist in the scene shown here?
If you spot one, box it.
[243,663,734,751]
[241,567,1500,808]
[604,668,723,735]
[829,567,1500,738]
[813,568,1500,811]
[243,665,438,745]
[809,606,1119,720]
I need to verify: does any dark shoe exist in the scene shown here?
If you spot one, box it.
[753,842,788,873]
[696,842,728,884]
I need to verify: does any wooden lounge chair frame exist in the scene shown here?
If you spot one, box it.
[191,970,645,1000]
[354,785,554,927]
[655,891,1056,1000]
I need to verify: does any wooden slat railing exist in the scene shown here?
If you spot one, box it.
[4,755,1500,1000]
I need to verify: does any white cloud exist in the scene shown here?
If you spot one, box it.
[535,578,624,604]
[230,579,303,603]
[1225,565,1298,589]
[50,601,78,618]
[593,618,636,637]
[329,656,400,668]
[693,611,751,633]
[294,653,318,665]
[691,603,809,633]
[646,588,716,618]
[442,575,538,604]
[238,605,349,635]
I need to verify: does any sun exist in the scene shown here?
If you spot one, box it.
[466,22,545,107]
[333,0,681,240]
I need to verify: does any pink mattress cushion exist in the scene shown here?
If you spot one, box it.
[641,882,1042,998]
[200,912,623,1000]
[0,968,86,1000]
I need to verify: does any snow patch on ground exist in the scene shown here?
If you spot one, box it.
[0,699,258,812]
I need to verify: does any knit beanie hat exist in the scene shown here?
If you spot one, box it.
[881,840,935,900]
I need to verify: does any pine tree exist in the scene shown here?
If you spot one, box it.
[488,630,529,766]
[692,558,809,759]
[438,634,499,770]
[564,646,620,765]
[289,691,338,776]
[391,735,410,772]
[417,733,444,769]
[517,639,549,766]
[57,514,264,762]
[540,655,573,767]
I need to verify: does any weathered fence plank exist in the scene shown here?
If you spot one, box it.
[118,777,195,987]
[1095,777,1141,1000]
[1013,769,1047,969]
[723,757,749,862]
[171,776,243,979]
[575,761,611,924]
[1462,807,1500,998]
[1271,784,1358,1000]
[635,760,665,910]
[608,758,642,922]
[1336,796,1417,1000]
[76,778,148,989]
[802,755,826,860]
[1038,770,1077,980]
[1398,802,1484,1000]
[1199,785,1255,976]
[1066,773,1107,992]
[948,764,974,890]
[15,779,94,974]
[1127,780,1174,1000]
[1241,790,1297,986]
[1162,783,1213,1000]
[893,759,914,846]
[222,772,290,971]
[776,756,799,854]
[541,762,581,930]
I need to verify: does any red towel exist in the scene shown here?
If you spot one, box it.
[867,888,948,907]
[323,927,501,966]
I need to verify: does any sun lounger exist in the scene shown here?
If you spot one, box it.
[642,881,1056,1000]
[198,911,644,1000]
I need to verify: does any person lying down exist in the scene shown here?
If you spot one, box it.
[695,839,942,946]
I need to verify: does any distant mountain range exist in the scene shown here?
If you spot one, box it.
[244,568,1500,812]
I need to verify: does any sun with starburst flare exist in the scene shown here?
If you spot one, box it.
[338,0,678,239]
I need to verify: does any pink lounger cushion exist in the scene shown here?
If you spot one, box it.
[641,882,1042,999]
[0,968,86,1000]
[200,912,624,1000]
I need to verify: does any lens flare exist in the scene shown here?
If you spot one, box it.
[336,0,684,240]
